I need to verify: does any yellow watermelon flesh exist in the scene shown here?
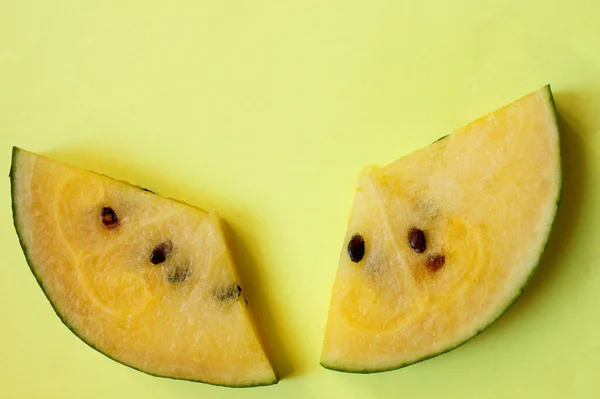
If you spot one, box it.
[10,148,276,387]
[321,86,561,372]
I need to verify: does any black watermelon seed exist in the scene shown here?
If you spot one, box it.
[150,242,172,265]
[167,265,191,283]
[216,284,241,301]
[434,134,449,144]
[100,207,119,229]
[408,227,426,253]
[426,254,445,272]
[347,234,365,263]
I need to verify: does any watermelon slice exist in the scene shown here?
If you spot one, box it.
[10,148,277,387]
[321,86,562,372]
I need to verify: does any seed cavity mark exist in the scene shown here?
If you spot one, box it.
[100,207,119,229]
[427,254,445,272]
[150,242,172,265]
[216,284,241,301]
[408,227,426,253]
[347,234,365,263]
[167,265,191,283]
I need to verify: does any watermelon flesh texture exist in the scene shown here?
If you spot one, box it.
[321,86,561,372]
[11,148,276,387]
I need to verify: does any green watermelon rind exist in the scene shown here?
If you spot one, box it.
[10,147,278,388]
[321,85,562,374]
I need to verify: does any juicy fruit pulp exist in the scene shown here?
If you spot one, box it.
[10,148,276,387]
[321,86,561,372]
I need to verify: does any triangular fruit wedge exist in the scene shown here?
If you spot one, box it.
[321,86,561,372]
[11,148,276,387]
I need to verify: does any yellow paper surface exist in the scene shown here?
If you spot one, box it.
[1,1,599,398]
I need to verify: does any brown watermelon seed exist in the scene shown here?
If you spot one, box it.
[347,234,365,263]
[216,284,241,301]
[150,242,172,265]
[167,264,191,283]
[426,254,445,272]
[100,207,119,229]
[408,227,426,253]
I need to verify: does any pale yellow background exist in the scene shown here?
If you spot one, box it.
[1,1,599,398]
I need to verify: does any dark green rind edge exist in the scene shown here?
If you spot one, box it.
[321,85,563,374]
[9,147,278,388]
